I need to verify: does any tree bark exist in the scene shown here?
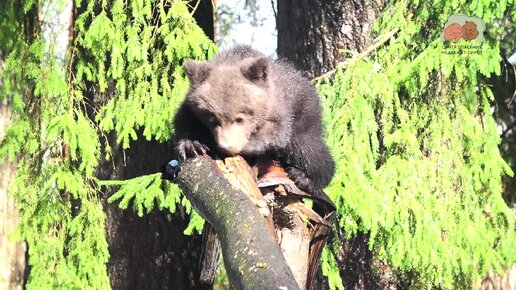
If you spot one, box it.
[0,100,26,290]
[276,1,397,289]
[96,134,204,290]
[0,48,26,288]
[76,1,215,289]
[190,0,214,41]
[176,156,300,290]
[277,0,386,78]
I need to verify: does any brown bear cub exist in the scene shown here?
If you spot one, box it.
[173,45,335,195]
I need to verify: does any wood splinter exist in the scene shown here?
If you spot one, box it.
[177,156,335,290]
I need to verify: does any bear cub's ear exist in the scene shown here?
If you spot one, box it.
[183,60,211,84]
[241,57,269,82]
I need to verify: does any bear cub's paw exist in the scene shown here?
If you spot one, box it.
[286,166,315,193]
[176,139,209,161]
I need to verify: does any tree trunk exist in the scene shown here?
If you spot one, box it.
[276,1,398,289]
[0,100,26,290]
[191,0,215,41]
[176,156,300,290]
[84,1,215,289]
[277,0,386,78]
[97,134,204,290]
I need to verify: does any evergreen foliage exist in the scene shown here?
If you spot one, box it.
[0,0,214,288]
[318,0,516,289]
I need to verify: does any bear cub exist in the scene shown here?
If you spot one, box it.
[173,45,334,194]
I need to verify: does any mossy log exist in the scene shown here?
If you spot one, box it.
[176,156,300,290]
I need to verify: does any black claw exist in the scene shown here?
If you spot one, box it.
[199,143,208,155]
[176,139,210,161]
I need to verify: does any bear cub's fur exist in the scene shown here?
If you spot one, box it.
[174,45,334,194]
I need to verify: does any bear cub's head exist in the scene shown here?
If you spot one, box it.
[183,56,279,156]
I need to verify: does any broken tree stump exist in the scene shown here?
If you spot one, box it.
[175,155,335,290]
[176,156,299,290]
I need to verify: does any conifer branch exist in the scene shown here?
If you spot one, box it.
[312,28,399,83]
[189,0,202,15]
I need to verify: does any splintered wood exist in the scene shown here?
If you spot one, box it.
[215,156,275,235]
[214,156,335,290]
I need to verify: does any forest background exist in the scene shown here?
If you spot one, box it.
[0,0,515,289]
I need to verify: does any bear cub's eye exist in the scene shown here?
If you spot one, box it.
[234,116,245,124]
